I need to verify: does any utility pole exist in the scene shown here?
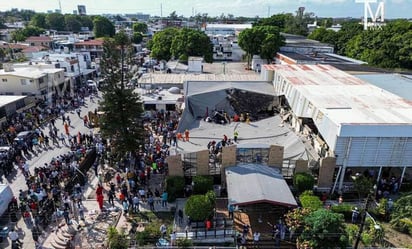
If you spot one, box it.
[354,192,373,249]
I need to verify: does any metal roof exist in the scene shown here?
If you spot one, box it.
[138,73,261,85]
[356,73,412,101]
[0,95,26,107]
[225,164,297,207]
[266,64,412,125]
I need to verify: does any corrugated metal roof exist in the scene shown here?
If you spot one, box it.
[269,64,412,124]
[138,73,261,84]
[226,164,297,207]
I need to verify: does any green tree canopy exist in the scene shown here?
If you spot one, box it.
[185,191,216,221]
[300,209,349,249]
[170,28,213,63]
[11,26,45,42]
[293,172,315,194]
[46,13,65,31]
[99,31,144,157]
[133,22,148,34]
[93,16,115,38]
[132,32,143,44]
[390,193,412,235]
[284,7,314,36]
[254,13,293,30]
[150,28,177,61]
[30,13,48,29]
[238,25,284,67]
[64,14,82,32]
[308,27,339,49]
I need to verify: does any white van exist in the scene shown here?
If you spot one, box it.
[87,80,98,93]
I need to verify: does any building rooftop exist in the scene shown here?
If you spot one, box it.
[0,95,26,107]
[267,64,412,124]
[74,39,104,46]
[25,36,52,42]
[0,66,64,78]
[356,73,412,101]
[138,73,261,85]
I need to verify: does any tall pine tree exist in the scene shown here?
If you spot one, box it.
[99,30,144,157]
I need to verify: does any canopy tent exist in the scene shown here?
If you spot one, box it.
[178,81,276,131]
[225,164,298,207]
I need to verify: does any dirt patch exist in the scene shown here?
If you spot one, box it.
[381,223,412,248]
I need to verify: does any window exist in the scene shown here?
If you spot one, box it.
[20,79,29,85]
[2,78,7,82]
[39,77,44,84]
[236,148,269,165]
[183,152,197,176]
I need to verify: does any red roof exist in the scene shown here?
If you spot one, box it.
[25,36,52,42]
[75,39,104,46]
[22,46,48,53]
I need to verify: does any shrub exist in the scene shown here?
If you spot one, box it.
[299,193,323,211]
[331,204,355,221]
[107,226,128,249]
[176,238,193,248]
[192,175,214,195]
[185,194,214,221]
[293,172,315,193]
[165,176,185,202]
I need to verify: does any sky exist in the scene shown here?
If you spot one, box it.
[0,0,411,19]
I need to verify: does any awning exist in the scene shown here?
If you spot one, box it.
[226,164,297,207]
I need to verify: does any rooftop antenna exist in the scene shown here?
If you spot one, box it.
[355,0,385,30]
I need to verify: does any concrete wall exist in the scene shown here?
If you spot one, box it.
[221,145,237,185]
[166,154,184,176]
[268,145,284,167]
[295,159,309,173]
[317,157,336,188]
[196,150,210,175]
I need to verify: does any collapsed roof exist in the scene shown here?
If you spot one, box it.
[179,81,276,131]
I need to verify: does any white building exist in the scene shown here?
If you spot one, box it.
[0,63,65,99]
[263,64,412,192]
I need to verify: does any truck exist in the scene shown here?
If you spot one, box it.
[0,184,13,242]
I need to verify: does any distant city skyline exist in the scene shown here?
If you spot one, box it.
[0,0,411,19]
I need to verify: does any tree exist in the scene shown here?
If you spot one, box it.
[299,209,349,249]
[238,27,266,68]
[93,16,115,38]
[166,176,185,202]
[185,191,215,221]
[150,28,177,61]
[169,11,178,20]
[170,28,213,63]
[259,26,285,63]
[79,16,94,31]
[390,193,412,235]
[293,172,315,194]
[99,31,144,157]
[254,13,293,30]
[30,13,48,29]
[308,27,338,48]
[284,7,314,36]
[133,22,148,34]
[11,26,45,42]
[353,175,374,200]
[192,175,214,195]
[132,32,143,44]
[64,14,82,32]
[46,13,65,31]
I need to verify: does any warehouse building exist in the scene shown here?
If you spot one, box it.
[262,64,412,193]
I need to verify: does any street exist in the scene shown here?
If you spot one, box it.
[2,94,101,249]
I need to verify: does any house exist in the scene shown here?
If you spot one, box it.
[74,39,104,60]
[0,63,65,98]
[25,36,52,48]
